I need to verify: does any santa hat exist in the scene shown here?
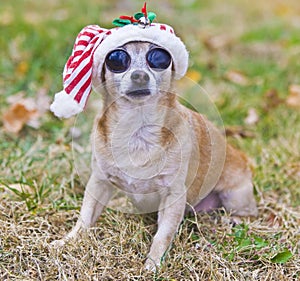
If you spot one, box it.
[50,3,189,118]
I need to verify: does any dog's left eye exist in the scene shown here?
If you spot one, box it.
[146,48,172,71]
[105,49,131,73]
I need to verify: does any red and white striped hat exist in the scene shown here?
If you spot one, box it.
[50,4,189,118]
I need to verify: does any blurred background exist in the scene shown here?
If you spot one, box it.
[0,1,299,279]
[1,0,300,101]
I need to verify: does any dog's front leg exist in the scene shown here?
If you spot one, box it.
[145,187,186,271]
[52,173,112,246]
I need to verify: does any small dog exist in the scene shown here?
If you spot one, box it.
[52,41,258,271]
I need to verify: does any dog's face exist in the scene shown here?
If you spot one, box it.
[102,42,174,103]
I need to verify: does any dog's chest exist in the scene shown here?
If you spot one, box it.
[128,124,159,154]
[97,124,181,193]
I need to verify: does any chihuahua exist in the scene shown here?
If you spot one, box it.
[52,42,258,271]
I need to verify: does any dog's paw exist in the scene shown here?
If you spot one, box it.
[144,257,160,272]
[50,239,66,248]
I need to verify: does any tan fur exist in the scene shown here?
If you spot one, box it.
[52,42,258,271]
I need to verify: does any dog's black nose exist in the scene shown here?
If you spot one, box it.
[131,70,150,85]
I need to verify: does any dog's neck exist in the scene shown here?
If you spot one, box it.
[97,90,179,147]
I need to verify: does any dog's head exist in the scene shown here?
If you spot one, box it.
[51,22,188,118]
[96,42,174,104]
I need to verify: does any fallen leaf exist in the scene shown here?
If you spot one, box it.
[244,108,259,125]
[263,89,284,111]
[4,89,51,132]
[271,250,293,264]
[286,84,300,108]
[225,70,249,86]
[2,99,38,133]
[225,126,255,138]
[186,69,202,82]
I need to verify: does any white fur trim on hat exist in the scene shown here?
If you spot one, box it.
[50,90,83,118]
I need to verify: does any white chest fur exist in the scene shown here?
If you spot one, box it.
[94,102,192,197]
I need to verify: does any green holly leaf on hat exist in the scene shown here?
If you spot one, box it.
[134,12,156,23]
[148,12,156,22]
[134,12,144,21]
[112,18,132,27]
[112,3,156,27]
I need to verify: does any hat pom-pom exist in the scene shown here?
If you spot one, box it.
[50,90,83,119]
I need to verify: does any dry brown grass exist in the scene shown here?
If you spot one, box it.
[1,190,299,280]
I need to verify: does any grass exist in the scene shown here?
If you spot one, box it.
[0,0,299,280]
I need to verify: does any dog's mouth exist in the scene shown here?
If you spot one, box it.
[125,89,151,99]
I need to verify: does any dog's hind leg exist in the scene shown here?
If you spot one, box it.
[219,179,258,217]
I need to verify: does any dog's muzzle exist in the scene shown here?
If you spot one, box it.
[125,70,152,98]
[126,89,151,98]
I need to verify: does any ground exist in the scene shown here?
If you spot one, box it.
[0,0,299,280]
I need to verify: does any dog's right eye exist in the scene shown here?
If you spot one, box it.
[105,50,131,73]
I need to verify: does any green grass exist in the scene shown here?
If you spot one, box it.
[0,0,299,280]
